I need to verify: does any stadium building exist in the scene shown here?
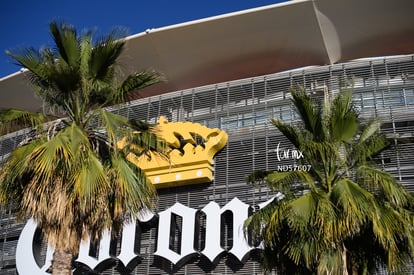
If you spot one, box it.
[1,0,414,274]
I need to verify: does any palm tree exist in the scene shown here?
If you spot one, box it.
[0,21,165,274]
[245,87,414,274]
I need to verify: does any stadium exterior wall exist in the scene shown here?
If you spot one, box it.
[1,54,414,274]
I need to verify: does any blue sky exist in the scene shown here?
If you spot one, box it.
[0,0,285,78]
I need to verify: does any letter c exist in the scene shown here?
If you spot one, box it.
[16,219,54,275]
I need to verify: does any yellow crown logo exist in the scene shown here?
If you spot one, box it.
[126,117,228,188]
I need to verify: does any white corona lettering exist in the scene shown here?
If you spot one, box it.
[76,230,112,270]
[16,197,277,273]
[16,219,54,275]
[154,202,198,265]
[117,219,139,269]
[201,197,251,262]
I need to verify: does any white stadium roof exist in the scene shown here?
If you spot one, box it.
[1,0,414,111]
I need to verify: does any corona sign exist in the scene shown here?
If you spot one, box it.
[125,117,228,188]
[16,196,281,274]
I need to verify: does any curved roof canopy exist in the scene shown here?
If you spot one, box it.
[1,0,414,111]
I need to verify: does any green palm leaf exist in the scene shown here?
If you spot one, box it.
[332,179,376,235]
[115,70,164,104]
[358,165,411,206]
[49,21,80,68]
[329,90,359,142]
[0,109,44,134]
[290,87,324,140]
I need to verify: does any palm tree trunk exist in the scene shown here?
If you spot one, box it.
[51,249,73,275]
[342,244,349,275]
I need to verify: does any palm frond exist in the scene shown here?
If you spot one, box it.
[352,134,388,167]
[317,248,345,275]
[266,170,317,195]
[287,191,336,240]
[0,139,44,204]
[286,193,316,233]
[370,204,414,272]
[89,37,124,81]
[94,109,129,144]
[359,118,382,144]
[331,178,376,235]
[300,141,343,190]
[358,165,411,206]
[73,154,108,200]
[245,170,273,185]
[109,155,156,218]
[0,109,44,134]
[79,31,93,84]
[271,119,304,148]
[49,21,80,68]
[30,128,74,180]
[6,47,46,80]
[290,87,323,140]
[329,90,359,142]
[115,70,165,103]
[283,234,321,269]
